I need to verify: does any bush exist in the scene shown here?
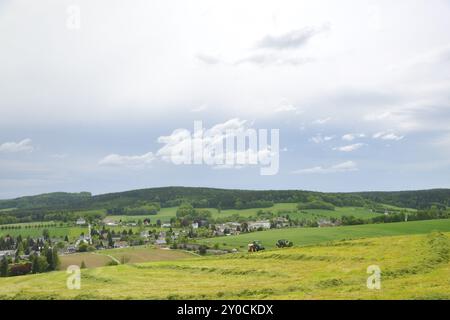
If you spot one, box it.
[297,201,335,211]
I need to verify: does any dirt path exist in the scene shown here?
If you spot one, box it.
[92,252,121,264]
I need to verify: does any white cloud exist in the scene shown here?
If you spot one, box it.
[273,103,297,113]
[190,104,208,113]
[157,118,250,163]
[98,152,154,167]
[195,53,221,65]
[0,139,34,153]
[236,53,312,66]
[373,131,404,141]
[342,133,365,141]
[292,161,358,174]
[256,25,329,50]
[312,117,332,125]
[310,134,335,144]
[333,143,366,152]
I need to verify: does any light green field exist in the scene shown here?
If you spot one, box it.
[1,231,449,299]
[200,219,450,249]
[0,224,89,240]
[104,203,382,223]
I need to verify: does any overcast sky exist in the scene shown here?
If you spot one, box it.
[1,0,450,198]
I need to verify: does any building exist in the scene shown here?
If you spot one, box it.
[155,239,167,246]
[113,241,129,249]
[273,217,289,228]
[0,250,16,260]
[317,219,339,228]
[65,246,77,254]
[76,218,86,225]
[191,222,199,229]
[215,222,241,236]
[248,220,271,231]
[103,218,119,226]
[161,223,171,228]
[140,230,150,238]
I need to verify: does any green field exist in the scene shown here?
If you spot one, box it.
[1,231,449,299]
[0,224,89,240]
[200,219,450,249]
[104,203,383,223]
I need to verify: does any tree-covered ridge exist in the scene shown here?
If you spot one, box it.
[1,187,449,225]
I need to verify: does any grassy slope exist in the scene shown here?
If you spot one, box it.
[1,231,449,299]
[200,219,450,249]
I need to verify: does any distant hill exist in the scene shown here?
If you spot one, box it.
[1,187,449,213]
[0,192,92,210]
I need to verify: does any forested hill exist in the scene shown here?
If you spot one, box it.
[1,187,450,212]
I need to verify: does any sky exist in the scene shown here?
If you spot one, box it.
[1,0,450,199]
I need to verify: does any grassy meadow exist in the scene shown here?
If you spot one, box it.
[1,231,449,299]
[200,219,450,249]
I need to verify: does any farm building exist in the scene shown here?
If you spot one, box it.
[248,220,271,231]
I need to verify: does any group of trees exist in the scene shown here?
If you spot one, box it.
[371,206,450,224]
[176,203,212,224]
[106,202,160,216]
[0,233,60,277]
[297,200,335,211]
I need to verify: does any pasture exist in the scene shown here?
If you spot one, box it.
[200,218,450,249]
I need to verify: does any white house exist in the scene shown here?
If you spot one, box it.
[191,222,199,229]
[155,239,167,245]
[248,220,271,231]
[161,223,171,228]
[140,230,150,238]
[0,250,16,260]
[76,218,86,225]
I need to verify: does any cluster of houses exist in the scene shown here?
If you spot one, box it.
[61,215,296,255]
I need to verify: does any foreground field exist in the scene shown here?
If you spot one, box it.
[201,219,450,249]
[0,231,449,299]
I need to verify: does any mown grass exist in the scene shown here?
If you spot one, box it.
[59,247,193,269]
[0,232,449,299]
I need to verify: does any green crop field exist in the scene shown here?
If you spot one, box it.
[1,231,449,299]
[200,219,450,249]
